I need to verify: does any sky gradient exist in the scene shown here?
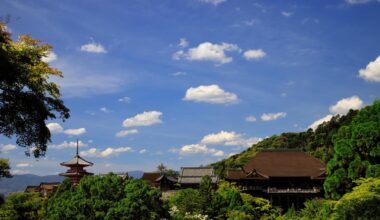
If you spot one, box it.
[1,0,380,175]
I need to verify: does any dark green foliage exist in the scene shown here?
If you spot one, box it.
[0,23,69,157]
[157,163,179,177]
[325,101,380,199]
[0,158,11,179]
[0,192,45,220]
[47,174,168,220]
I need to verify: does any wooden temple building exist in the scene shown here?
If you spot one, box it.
[59,140,93,185]
[141,172,178,191]
[226,150,325,209]
[178,167,219,188]
[25,182,60,198]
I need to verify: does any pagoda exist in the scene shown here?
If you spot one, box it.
[59,140,93,185]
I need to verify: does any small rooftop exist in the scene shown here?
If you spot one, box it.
[178,167,219,184]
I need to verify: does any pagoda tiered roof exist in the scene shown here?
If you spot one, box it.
[60,155,93,167]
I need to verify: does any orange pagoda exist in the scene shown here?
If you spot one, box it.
[59,140,93,185]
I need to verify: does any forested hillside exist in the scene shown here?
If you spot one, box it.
[211,107,359,177]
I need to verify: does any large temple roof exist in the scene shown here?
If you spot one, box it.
[240,150,325,178]
[60,155,93,167]
[178,167,219,184]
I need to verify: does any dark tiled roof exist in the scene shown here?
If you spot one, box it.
[242,150,325,178]
[142,172,162,183]
[60,155,93,166]
[178,167,219,184]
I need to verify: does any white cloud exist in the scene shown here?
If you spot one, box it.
[359,55,380,82]
[115,129,139,138]
[47,123,86,136]
[64,128,86,136]
[41,51,57,63]
[0,144,16,153]
[201,130,261,148]
[100,107,110,113]
[281,11,293,17]
[12,169,30,175]
[308,114,333,130]
[80,42,107,53]
[16,163,32,168]
[178,38,189,48]
[346,0,373,4]
[179,144,224,157]
[173,71,187,77]
[243,49,266,60]
[118,96,131,103]
[47,123,64,134]
[174,42,241,65]
[261,112,287,121]
[184,84,238,104]
[80,147,133,158]
[199,0,226,6]
[329,96,364,115]
[139,149,147,154]
[245,115,257,122]
[309,96,364,130]
[123,111,163,127]
[50,141,88,149]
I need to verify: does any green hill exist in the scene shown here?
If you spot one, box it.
[211,107,359,177]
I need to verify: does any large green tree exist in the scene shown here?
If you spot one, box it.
[0,23,69,157]
[324,100,380,199]
[0,192,46,220]
[47,174,168,220]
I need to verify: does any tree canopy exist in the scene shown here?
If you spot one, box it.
[0,22,69,157]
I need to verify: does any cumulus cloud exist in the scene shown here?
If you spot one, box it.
[359,55,380,82]
[243,49,266,60]
[179,144,224,157]
[16,163,32,168]
[329,96,364,115]
[49,141,88,149]
[47,123,86,136]
[41,51,57,63]
[184,84,238,104]
[309,96,364,130]
[199,0,226,6]
[123,111,163,127]
[0,144,16,153]
[47,123,64,134]
[261,112,287,121]
[174,42,241,65]
[80,147,133,157]
[245,115,257,122]
[80,42,107,53]
[281,11,293,17]
[178,38,189,48]
[118,96,131,103]
[308,114,334,130]
[64,128,86,136]
[201,130,261,148]
[115,129,139,138]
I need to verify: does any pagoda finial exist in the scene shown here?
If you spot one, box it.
[76,139,79,156]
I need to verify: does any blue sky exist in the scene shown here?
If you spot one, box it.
[1,0,379,175]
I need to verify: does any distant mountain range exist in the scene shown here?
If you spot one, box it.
[0,171,144,196]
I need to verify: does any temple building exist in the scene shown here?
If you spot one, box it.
[178,167,219,188]
[226,150,325,209]
[141,172,178,191]
[25,182,60,198]
[59,140,93,185]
